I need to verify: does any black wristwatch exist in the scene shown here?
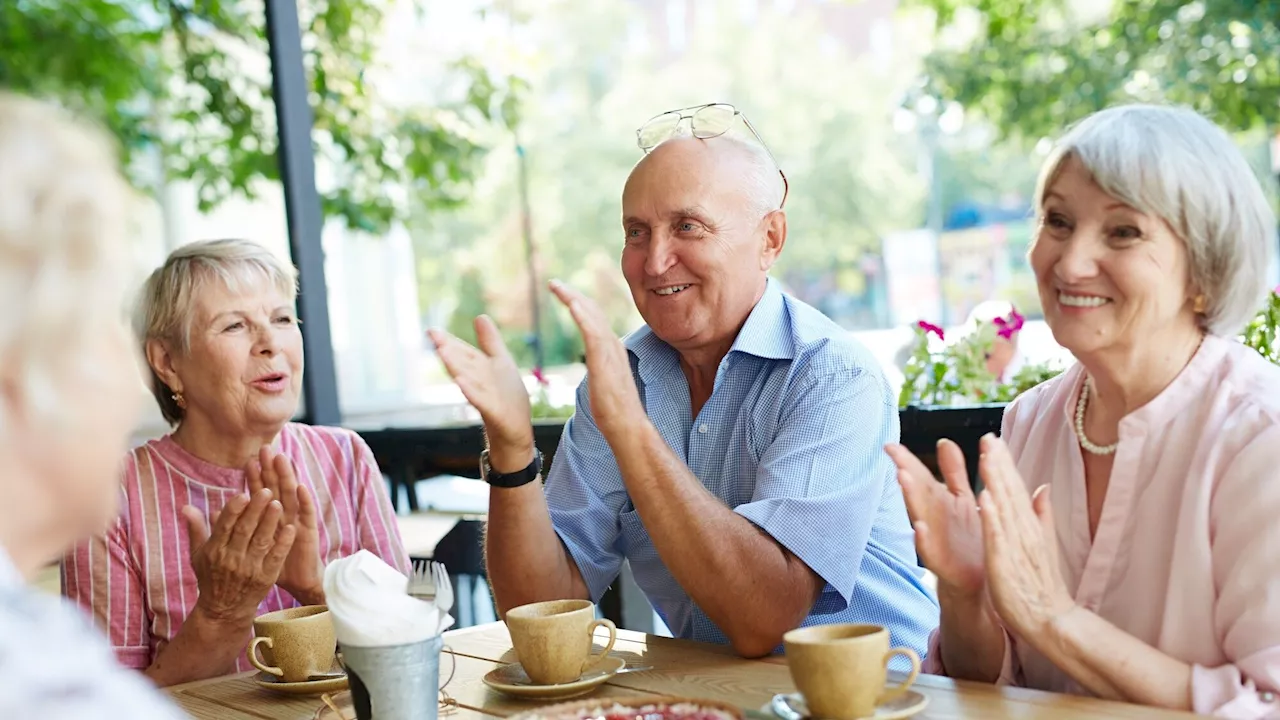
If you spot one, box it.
[479,448,543,488]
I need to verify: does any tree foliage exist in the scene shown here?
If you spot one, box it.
[0,0,520,232]
[912,0,1280,139]
[415,0,932,360]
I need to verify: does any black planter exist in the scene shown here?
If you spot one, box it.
[898,403,1007,492]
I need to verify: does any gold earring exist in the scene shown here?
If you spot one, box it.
[1193,295,1206,314]
[171,392,187,409]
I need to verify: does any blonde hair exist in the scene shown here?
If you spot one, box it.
[1034,104,1277,336]
[135,239,298,424]
[0,93,132,427]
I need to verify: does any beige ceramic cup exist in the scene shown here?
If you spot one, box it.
[783,624,921,720]
[247,605,338,683]
[505,599,617,685]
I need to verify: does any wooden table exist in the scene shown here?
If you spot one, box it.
[165,622,1199,719]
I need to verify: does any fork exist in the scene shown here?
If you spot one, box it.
[408,561,435,600]
[431,561,454,615]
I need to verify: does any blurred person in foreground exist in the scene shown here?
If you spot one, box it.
[64,238,409,686]
[0,93,186,717]
[430,103,938,659]
[887,104,1280,717]
[961,300,1025,382]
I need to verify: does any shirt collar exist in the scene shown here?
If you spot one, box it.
[727,277,793,361]
[623,277,794,370]
[1058,333,1229,434]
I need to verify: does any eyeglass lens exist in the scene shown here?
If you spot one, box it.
[637,112,682,150]
[690,104,736,138]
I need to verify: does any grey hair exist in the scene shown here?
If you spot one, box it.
[135,238,298,424]
[1034,104,1277,336]
[646,130,785,219]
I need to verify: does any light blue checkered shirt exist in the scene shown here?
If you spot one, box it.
[545,278,939,660]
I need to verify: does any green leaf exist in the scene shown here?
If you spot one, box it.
[906,0,1280,136]
[0,0,515,232]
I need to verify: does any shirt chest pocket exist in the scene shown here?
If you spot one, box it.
[618,507,656,562]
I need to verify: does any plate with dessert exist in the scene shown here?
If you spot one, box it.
[506,696,768,720]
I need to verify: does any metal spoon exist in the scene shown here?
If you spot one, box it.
[770,694,806,720]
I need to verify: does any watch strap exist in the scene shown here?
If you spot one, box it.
[480,449,543,488]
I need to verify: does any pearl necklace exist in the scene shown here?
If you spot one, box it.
[1074,377,1118,456]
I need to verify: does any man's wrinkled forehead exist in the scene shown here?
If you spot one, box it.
[621,138,740,221]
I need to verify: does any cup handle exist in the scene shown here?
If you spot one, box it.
[877,647,921,705]
[247,636,284,678]
[584,618,617,670]
[439,644,458,690]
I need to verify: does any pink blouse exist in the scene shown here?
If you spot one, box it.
[62,423,410,672]
[926,335,1280,717]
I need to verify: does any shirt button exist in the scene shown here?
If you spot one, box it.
[698,424,709,434]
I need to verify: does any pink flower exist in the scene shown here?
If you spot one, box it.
[1274,285,1280,295]
[532,366,548,386]
[994,307,1025,340]
[917,320,945,341]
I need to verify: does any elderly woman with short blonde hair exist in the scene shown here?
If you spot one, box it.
[64,238,409,687]
[0,93,185,716]
[888,105,1280,717]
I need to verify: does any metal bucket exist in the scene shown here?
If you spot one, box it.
[340,635,455,720]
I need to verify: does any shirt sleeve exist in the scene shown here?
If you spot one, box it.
[544,376,629,603]
[732,366,900,609]
[61,496,152,670]
[350,431,412,575]
[1195,424,1280,718]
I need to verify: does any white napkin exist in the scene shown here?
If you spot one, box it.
[323,550,453,647]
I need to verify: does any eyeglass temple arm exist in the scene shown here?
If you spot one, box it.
[739,115,788,209]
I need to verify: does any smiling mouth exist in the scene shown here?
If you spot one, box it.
[1058,292,1111,308]
[653,285,691,296]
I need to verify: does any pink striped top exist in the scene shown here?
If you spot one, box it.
[62,423,410,671]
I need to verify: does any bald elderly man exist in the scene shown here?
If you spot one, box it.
[430,104,938,659]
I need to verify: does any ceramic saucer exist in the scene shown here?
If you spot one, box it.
[483,656,626,700]
[255,671,349,696]
[763,691,928,720]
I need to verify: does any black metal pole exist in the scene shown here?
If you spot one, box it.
[264,0,341,426]
[516,139,545,372]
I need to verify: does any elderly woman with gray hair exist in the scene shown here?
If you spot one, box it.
[887,105,1280,717]
[64,238,410,687]
[0,94,185,716]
